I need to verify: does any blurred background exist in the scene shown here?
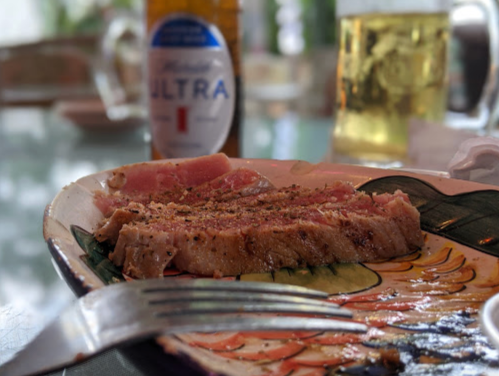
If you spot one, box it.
[0,0,338,113]
[0,0,490,121]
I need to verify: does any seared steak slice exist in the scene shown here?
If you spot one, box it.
[105,188,423,278]
[95,181,360,245]
[95,168,275,244]
[108,153,232,194]
[95,166,274,217]
[94,153,234,217]
[112,225,178,279]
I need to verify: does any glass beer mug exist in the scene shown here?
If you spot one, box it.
[331,0,499,166]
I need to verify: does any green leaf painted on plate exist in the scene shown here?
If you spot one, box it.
[359,176,499,258]
[240,263,381,295]
[71,225,124,285]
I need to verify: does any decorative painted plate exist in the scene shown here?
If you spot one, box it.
[43,158,499,375]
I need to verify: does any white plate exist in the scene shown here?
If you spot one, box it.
[43,157,499,375]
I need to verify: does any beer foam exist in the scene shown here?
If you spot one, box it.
[337,0,451,18]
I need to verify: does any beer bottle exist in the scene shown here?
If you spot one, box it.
[146,0,242,159]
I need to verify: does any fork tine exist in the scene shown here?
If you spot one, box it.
[153,300,353,318]
[137,279,352,317]
[162,315,367,334]
[145,291,350,317]
[141,279,353,320]
[117,279,354,321]
[136,278,329,298]
[145,290,340,307]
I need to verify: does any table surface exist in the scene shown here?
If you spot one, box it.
[0,106,332,375]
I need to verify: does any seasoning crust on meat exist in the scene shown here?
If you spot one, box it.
[93,154,424,278]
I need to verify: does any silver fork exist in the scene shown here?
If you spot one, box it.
[0,278,367,376]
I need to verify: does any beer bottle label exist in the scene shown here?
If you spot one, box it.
[148,14,235,158]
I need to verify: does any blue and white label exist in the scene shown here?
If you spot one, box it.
[148,14,235,158]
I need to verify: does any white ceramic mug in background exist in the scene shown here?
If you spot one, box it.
[331,0,499,166]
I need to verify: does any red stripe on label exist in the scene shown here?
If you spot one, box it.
[177,107,188,133]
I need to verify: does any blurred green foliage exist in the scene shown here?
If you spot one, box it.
[40,0,137,37]
[39,0,336,55]
[266,0,280,55]
[266,0,336,55]
[302,0,336,51]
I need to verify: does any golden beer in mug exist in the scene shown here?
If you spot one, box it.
[332,0,499,165]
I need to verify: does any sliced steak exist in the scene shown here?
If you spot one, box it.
[95,164,273,217]
[95,167,275,243]
[95,181,361,245]
[104,187,423,278]
[113,225,178,279]
[94,153,233,216]
[108,152,232,193]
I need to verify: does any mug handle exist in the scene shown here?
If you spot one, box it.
[93,11,146,121]
[450,0,499,132]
